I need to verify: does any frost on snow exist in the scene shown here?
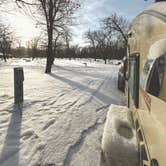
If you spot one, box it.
[0,58,126,166]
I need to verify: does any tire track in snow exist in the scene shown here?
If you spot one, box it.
[95,105,110,112]
[61,80,95,111]
[62,75,117,166]
[63,119,103,166]
[77,75,110,108]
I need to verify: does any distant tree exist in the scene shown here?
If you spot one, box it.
[85,30,98,60]
[0,24,12,62]
[102,13,129,46]
[85,29,112,63]
[29,35,42,60]
[16,0,80,73]
[52,31,62,63]
[93,30,111,64]
[63,29,73,60]
[68,44,80,59]
[102,13,130,60]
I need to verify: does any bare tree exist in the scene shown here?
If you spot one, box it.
[85,30,98,60]
[29,35,42,60]
[85,29,112,62]
[0,24,13,62]
[16,0,80,73]
[102,13,129,46]
[94,30,111,64]
[63,29,73,60]
[46,30,65,64]
[52,31,62,63]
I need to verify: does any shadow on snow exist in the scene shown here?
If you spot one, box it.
[49,73,120,105]
[0,104,22,166]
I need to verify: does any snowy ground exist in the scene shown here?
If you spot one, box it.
[0,58,126,166]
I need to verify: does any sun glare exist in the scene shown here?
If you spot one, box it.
[6,13,41,47]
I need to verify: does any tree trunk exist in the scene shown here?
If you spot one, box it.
[51,43,57,66]
[45,40,53,73]
[51,55,55,66]
[45,0,54,73]
[45,57,52,73]
[45,27,53,73]
[3,51,7,62]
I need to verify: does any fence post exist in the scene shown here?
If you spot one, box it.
[14,67,24,104]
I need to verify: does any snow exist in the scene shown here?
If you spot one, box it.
[101,105,138,166]
[0,58,126,166]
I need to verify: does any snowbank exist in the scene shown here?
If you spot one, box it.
[101,105,138,166]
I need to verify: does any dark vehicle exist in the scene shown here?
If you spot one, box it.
[117,57,127,92]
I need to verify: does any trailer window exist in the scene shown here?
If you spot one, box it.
[141,59,154,90]
[142,55,165,100]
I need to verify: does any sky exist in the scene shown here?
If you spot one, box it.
[71,0,154,46]
[2,0,154,47]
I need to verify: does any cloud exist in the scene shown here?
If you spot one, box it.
[72,0,154,46]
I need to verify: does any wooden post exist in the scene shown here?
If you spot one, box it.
[14,67,24,104]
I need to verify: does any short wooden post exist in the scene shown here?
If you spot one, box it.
[14,67,24,104]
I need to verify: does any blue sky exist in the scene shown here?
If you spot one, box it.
[72,0,154,46]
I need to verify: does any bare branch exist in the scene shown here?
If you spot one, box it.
[102,13,130,46]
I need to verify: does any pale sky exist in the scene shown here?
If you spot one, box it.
[1,0,154,47]
[1,1,41,47]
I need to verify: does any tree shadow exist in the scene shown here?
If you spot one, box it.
[49,73,120,105]
[0,104,22,166]
[53,65,104,79]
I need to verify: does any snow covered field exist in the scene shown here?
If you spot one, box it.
[0,58,126,166]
